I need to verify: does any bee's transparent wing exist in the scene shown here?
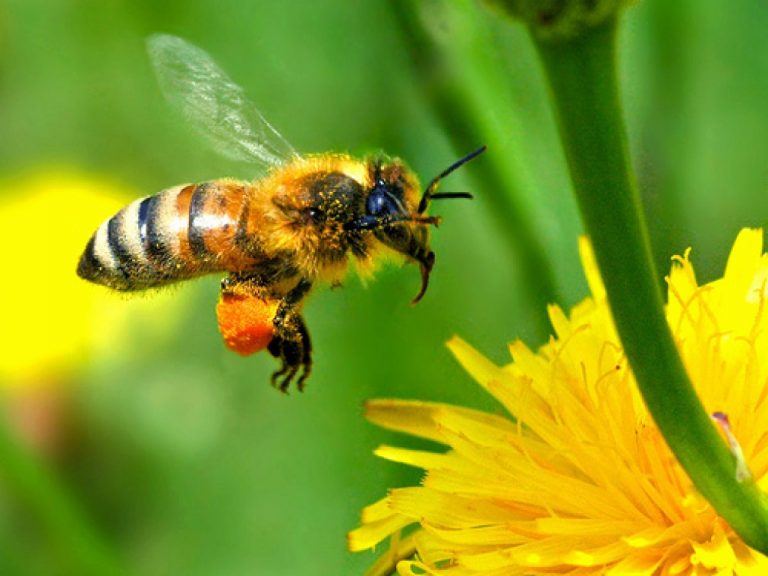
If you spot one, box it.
[147,34,298,167]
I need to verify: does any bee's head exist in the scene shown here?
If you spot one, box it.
[363,159,435,303]
[359,146,486,303]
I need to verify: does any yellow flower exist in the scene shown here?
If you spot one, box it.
[0,170,189,386]
[349,229,768,575]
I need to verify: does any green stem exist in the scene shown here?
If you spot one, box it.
[391,0,561,340]
[531,18,768,551]
[0,417,125,576]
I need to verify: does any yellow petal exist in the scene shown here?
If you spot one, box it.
[348,511,412,552]
[579,235,606,301]
[374,445,450,470]
[446,336,507,402]
[365,399,513,446]
[389,487,526,527]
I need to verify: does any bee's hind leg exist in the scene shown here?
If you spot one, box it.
[268,279,313,392]
[267,314,312,393]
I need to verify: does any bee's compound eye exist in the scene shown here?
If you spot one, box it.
[367,184,399,217]
[366,193,385,216]
[308,208,323,223]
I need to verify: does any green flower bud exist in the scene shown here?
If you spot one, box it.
[483,0,636,40]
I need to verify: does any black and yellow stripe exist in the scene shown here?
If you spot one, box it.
[77,182,259,291]
[78,184,190,290]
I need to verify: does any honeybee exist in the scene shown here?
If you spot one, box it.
[77,35,485,392]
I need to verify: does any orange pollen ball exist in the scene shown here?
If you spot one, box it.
[216,293,279,356]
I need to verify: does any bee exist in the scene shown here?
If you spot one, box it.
[77,35,485,392]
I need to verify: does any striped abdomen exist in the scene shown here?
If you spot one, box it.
[77,181,261,291]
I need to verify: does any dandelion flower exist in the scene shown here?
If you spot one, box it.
[349,229,768,575]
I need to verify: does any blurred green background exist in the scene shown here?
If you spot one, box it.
[2,1,768,575]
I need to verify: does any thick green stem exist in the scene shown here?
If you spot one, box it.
[532,18,768,551]
[0,417,125,576]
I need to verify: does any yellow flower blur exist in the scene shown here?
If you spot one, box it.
[0,170,189,386]
[349,229,768,575]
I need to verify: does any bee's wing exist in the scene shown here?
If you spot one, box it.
[147,34,299,167]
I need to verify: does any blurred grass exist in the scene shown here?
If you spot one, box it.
[2,0,768,574]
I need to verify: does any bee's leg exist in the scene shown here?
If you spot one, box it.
[343,213,440,231]
[266,337,297,392]
[220,273,269,298]
[294,316,312,391]
[266,279,313,392]
[221,259,303,298]
[272,278,313,332]
[267,314,312,393]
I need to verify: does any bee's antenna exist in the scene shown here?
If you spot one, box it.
[429,192,474,201]
[418,145,486,214]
